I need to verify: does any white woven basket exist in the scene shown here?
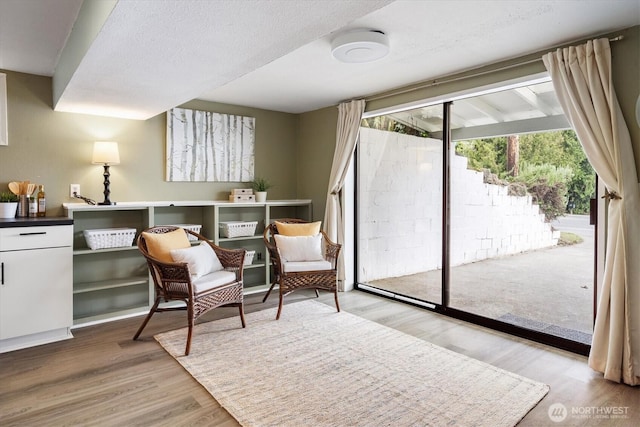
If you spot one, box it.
[83,228,136,250]
[244,250,255,265]
[219,221,258,238]
[166,224,202,241]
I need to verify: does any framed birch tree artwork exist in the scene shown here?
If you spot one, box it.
[166,108,255,182]
[0,73,7,146]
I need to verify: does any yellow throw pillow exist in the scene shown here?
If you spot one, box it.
[275,221,321,236]
[142,228,191,263]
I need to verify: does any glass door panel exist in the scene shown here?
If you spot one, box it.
[356,79,596,349]
[448,85,595,345]
[357,106,443,306]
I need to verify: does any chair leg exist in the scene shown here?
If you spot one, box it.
[133,298,161,340]
[276,292,284,320]
[185,305,194,356]
[239,304,246,328]
[262,281,277,303]
[314,289,320,298]
[334,289,340,313]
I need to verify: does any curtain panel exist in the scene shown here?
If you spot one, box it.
[323,99,366,291]
[543,38,640,385]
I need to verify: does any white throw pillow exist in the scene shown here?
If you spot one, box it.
[274,234,323,262]
[170,242,224,278]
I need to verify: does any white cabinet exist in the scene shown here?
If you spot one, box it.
[0,224,74,353]
[64,200,312,326]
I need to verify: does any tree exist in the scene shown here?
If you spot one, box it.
[362,116,429,137]
[455,137,506,175]
[455,130,595,218]
[506,135,519,177]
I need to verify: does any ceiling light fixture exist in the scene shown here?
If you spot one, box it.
[331,30,389,63]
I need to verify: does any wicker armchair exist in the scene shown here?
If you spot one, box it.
[134,226,246,355]
[263,219,341,319]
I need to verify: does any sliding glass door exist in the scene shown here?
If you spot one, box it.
[356,78,596,352]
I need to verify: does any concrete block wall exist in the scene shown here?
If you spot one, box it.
[358,127,559,282]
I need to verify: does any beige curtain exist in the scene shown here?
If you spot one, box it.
[543,38,640,385]
[323,99,366,291]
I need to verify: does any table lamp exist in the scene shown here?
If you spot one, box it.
[92,141,120,205]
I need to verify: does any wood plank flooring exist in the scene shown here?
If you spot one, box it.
[1,290,638,426]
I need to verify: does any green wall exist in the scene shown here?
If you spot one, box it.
[0,70,298,217]
[610,26,640,167]
[297,106,338,221]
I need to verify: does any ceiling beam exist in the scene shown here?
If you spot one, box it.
[53,0,117,111]
[513,86,556,116]
[430,114,571,141]
[463,97,506,123]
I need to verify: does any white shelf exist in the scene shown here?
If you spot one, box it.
[73,245,139,255]
[218,235,263,243]
[72,307,150,328]
[73,277,148,294]
[65,199,312,326]
[244,262,266,270]
[63,199,312,210]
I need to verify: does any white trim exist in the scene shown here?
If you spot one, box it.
[342,155,355,291]
[363,72,551,118]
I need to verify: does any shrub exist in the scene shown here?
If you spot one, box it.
[528,180,568,221]
[516,162,573,186]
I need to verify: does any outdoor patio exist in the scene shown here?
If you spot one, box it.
[368,215,594,345]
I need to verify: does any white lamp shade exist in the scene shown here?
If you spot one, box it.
[92,141,120,165]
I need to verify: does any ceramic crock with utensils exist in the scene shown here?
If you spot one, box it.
[10,181,37,218]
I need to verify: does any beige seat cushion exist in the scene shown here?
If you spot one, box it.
[192,270,238,293]
[282,260,332,273]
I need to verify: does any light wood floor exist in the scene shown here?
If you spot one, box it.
[1,290,638,426]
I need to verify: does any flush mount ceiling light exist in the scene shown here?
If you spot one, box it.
[331,30,389,63]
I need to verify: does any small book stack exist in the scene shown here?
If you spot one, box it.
[229,188,255,202]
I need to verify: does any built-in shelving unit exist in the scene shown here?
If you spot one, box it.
[64,200,312,326]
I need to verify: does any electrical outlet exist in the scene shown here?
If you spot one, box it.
[70,184,80,198]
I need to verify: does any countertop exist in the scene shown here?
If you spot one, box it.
[0,217,74,228]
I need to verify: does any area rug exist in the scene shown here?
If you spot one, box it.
[155,300,549,427]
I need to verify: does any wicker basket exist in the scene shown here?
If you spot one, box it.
[244,250,255,266]
[166,224,202,241]
[83,228,136,250]
[219,221,258,238]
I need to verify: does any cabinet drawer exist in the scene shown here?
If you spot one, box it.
[0,225,73,251]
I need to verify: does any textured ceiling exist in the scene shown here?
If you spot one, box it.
[0,0,639,120]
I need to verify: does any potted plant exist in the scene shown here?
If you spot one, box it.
[0,191,19,219]
[251,177,272,203]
